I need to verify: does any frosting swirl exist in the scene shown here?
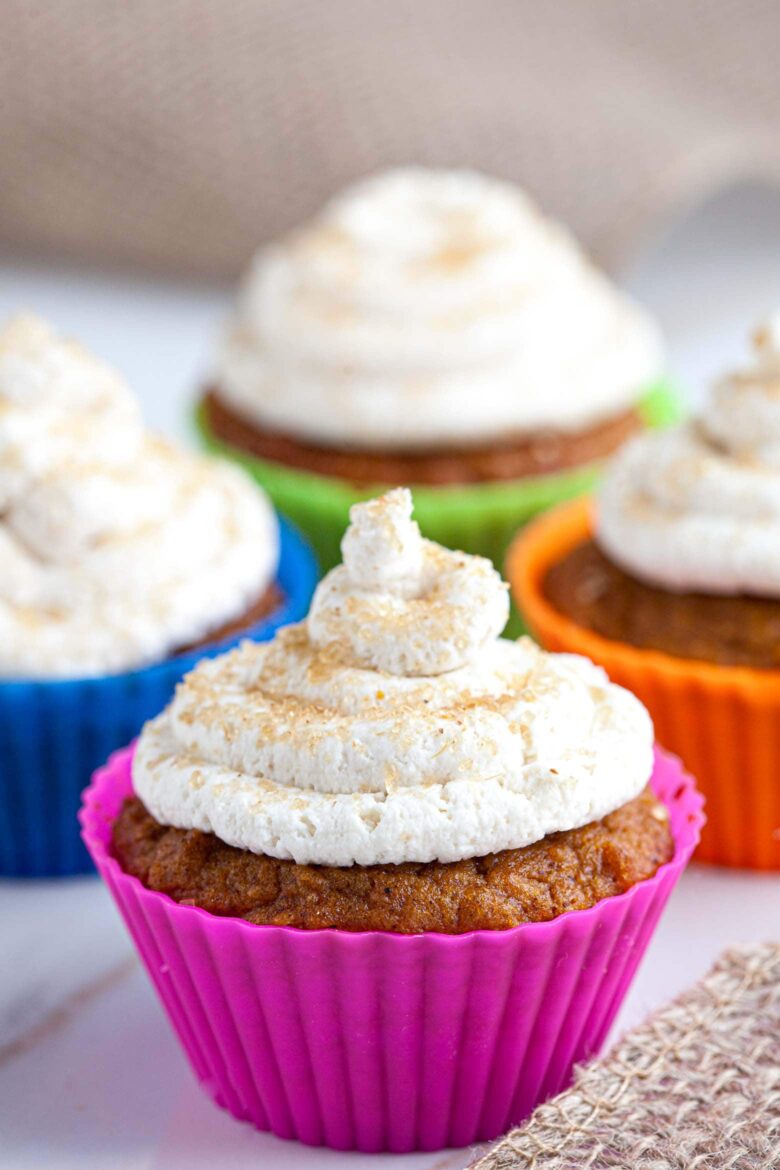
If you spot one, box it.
[135,489,653,866]
[309,489,509,675]
[216,167,663,450]
[597,315,780,596]
[0,315,278,678]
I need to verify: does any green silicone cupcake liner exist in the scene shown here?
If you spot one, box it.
[194,379,681,586]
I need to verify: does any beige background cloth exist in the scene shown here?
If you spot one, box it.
[471,944,780,1169]
[1,1,779,280]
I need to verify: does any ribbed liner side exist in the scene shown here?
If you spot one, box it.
[81,744,701,1153]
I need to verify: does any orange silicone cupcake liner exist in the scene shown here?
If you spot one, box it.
[507,497,780,870]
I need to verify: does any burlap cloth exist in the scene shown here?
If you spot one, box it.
[470,944,780,1169]
[2,1,779,279]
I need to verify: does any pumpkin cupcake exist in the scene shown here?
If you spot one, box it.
[82,489,701,1152]
[196,168,678,572]
[0,315,317,875]
[510,317,780,869]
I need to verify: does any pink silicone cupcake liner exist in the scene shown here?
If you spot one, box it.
[80,745,703,1153]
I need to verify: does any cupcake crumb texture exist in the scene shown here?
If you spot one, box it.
[113,786,672,933]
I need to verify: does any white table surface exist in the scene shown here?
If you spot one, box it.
[1,182,780,1170]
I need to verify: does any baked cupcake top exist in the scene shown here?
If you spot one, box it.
[216,167,663,450]
[0,315,278,679]
[135,489,653,866]
[597,316,780,596]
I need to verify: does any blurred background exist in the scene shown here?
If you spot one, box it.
[4,0,780,276]
[1,1,779,421]
[2,0,780,431]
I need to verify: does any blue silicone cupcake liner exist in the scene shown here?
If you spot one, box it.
[0,515,317,878]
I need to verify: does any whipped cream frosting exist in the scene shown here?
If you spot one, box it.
[216,167,663,450]
[0,315,278,678]
[134,489,654,866]
[597,315,780,596]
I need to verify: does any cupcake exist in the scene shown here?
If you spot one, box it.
[196,168,678,574]
[0,315,317,876]
[81,489,702,1152]
[509,318,780,869]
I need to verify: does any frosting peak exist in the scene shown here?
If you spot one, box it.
[597,316,780,596]
[309,489,509,675]
[216,167,663,450]
[135,490,653,866]
[341,488,423,590]
[0,315,278,678]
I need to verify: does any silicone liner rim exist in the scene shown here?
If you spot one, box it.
[79,740,703,943]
